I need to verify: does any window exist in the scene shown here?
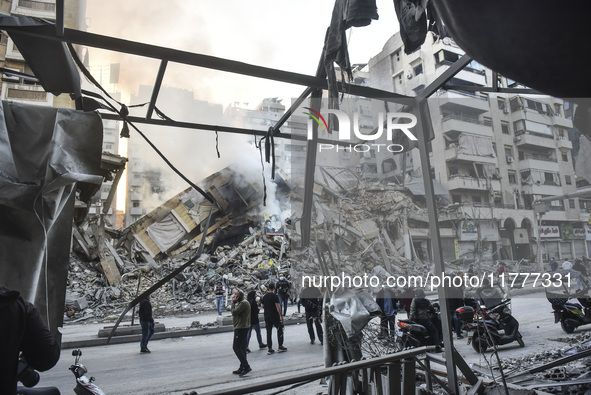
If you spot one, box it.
[544,172,560,186]
[452,195,462,204]
[133,202,140,208]
[554,103,562,117]
[472,196,482,204]
[569,199,576,209]
[497,99,506,111]
[413,63,423,76]
[504,146,513,162]
[435,50,461,65]
[509,97,522,112]
[501,122,510,134]
[508,171,517,184]
[565,175,572,185]
[562,152,568,162]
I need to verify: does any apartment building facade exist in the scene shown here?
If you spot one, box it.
[367,32,588,263]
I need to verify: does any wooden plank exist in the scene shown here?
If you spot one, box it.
[100,254,121,285]
[104,240,125,270]
[170,215,231,256]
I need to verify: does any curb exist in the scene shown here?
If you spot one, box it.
[62,317,307,349]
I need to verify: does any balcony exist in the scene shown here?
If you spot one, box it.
[130,193,143,201]
[553,116,573,129]
[444,146,498,165]
[513,133,555,150]
[129,207,144,216]
[441,115,492,137]
[11,0,56,18]
[435,90,489,113]
[556,137,573,151]
[522,183,563,196]
[447,176,501,191]
[518,156,559,172]
[2,83,51,104]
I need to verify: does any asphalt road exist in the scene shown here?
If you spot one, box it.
[36,289,587,394]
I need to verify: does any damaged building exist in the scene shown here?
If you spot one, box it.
[3,1,591,394]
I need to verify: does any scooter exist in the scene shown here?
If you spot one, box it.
[70,349,106,395]
[456,299,525,353]
[548,294,591,334]
[17,349,105,395]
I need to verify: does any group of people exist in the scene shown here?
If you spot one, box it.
[229,283,291,377]
[375,275,495,348]
[549,256,589,291]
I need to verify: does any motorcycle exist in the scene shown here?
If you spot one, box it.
[396,319,430,349]
[17,349,105,395]
[547,292,591,334]
[396,306,441,350]
[456,299,525,353]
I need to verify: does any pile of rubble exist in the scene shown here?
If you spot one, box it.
[65,226,294,323]
[65,166,502,325]
[470,331,591,394]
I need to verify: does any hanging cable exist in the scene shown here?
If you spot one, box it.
[215,130,221,158]
[67,43,216,205]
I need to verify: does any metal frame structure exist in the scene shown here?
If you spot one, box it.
[1,3,559,394]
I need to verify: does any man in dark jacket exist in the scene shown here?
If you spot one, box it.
[375,282,398,339]
[300,286,323,345]
[447,276,465,339]
[0,285,60,395]
[138,297,155,353]
[231,288,251,376]
[263,283,287,354]
[246,290,266,352]
[275,275,291,316]
[409,288,440,347]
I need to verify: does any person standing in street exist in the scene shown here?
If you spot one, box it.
[246,290,266,352]
[375,281,398,340]
[214,280,225,315]
[276,275,291,316]
[139,296,155,353]
[262,283,287,354]
[231,288,251,376]
[409,288,440,348]
[300,286,323,345]
[446,277,465,339]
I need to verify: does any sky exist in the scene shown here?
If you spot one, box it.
[82,1,401,211]
[84,0,400,107]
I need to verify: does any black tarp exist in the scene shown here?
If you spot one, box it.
[0,101,104,343]
[0,16,81,97]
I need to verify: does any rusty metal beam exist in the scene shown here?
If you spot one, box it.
[1,24,410,104]
[146,60,168,120]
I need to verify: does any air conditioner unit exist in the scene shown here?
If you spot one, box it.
[503,108,509,114]
[507,156,514,163]
[514,136,522,142]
